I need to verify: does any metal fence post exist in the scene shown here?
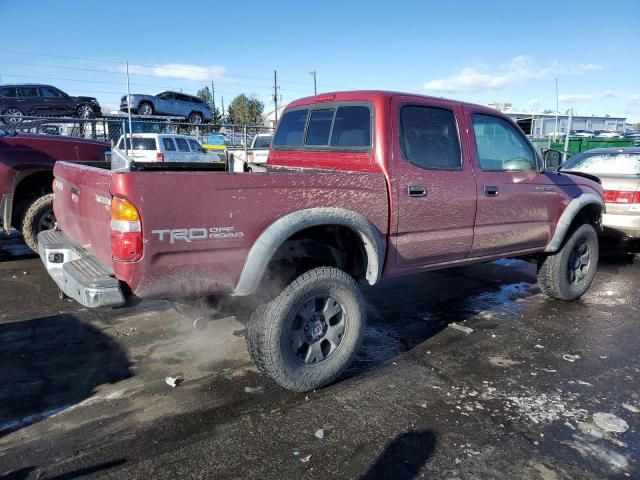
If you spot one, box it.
[243,125,248,163]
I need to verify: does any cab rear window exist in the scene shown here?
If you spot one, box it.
[273,103,372,150]
[273,109,308,147]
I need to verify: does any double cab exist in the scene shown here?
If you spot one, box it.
[39,91,604,392]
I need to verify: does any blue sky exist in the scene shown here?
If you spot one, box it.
[1,0,639,121]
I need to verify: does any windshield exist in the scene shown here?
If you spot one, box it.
[562,152,640,175]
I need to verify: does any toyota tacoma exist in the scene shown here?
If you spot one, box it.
[38,91,605,391]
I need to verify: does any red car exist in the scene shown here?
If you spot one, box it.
[0,131,110,250]
[38,91,604,391]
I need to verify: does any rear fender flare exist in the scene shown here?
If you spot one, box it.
[544,193,605,252]
[231,207,385,296]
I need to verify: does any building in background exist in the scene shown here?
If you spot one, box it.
[488,104,627,136]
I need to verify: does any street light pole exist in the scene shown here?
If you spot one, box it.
[310,70,317,95]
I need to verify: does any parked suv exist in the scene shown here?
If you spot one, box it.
[120,91,212,124]
[0,84,101,123]
[113,134,224,164]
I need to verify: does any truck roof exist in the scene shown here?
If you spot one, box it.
[285,90,494,111]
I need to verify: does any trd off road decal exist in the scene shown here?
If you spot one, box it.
[151,227,244,243]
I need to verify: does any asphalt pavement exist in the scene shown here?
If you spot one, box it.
[0,232,639,479]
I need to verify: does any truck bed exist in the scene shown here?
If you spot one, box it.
[52,161,389,299]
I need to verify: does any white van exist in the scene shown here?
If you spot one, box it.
[114,133,224,163]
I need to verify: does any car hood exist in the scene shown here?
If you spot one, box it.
[71,95,100,104]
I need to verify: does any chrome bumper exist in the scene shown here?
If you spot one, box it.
[38,230,125,308]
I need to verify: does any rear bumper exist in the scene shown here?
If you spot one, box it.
[38,230,125,308]
[603,212,640,238]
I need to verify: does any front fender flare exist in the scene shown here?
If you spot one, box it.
[231,207,385,296]
[544,193,605,252]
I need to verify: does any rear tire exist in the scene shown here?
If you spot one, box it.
[188,112,203,124]
[3,108,24,124]
[537,223,599,301]
[20,193,55,252]
[246,267,365,392]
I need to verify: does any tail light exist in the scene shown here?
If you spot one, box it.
[156,152,165,162]
[603,190,640,204]
[110,197,142,261]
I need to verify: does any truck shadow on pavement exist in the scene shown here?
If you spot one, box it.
[359,430,437,480]
[0,233,37,262]
[0,313,132,437]
[349,259,540,376]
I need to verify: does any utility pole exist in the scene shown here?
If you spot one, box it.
[210,81,217,126]
[310,70,317,95]
[273,70,280,124]
[221,96,225,124]
[554,77,559,140]
[125,61,133,158]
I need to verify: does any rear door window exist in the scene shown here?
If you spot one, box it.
[188,139,201,152]
[162,137,176,151]
[39,87,64,97]
[330,106,371,147]
[273,109,308,147]
[305,109,335,145]
[17,87,39,97]
[400,105,462,170]
[175,137,190,152]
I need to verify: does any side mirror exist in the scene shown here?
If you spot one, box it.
[542,149,563,171]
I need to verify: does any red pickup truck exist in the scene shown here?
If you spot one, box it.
[38,91,604,391]
[0,130,109,250]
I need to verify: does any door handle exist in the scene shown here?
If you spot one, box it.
[408,185,427,197]
[484,185,499,197]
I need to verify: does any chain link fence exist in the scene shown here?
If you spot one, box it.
[0,114,274,149]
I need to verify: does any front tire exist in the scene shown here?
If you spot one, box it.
[20,193,55,252]
[76,104,94,119]
[537,223,599,301]
[138,102,154,116]
[246,267,366,392]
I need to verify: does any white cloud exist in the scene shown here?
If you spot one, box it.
[559,94,595,103]
[571,63,603,74]
[423,56,604,94]
[121,63,227,82]
[559,90,623,103]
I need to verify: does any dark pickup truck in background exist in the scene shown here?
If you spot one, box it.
[0,130,109,250]
[39,91,605,392]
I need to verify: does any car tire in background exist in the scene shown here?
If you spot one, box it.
[138,102,153,116]
[20,193,55,252]
[188,112,203,124]
[76,104,95,119]
[537,223,599,301]
[246,266,366,392]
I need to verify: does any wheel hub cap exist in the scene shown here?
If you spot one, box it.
[568,241,590,285]
[289,295,345,364]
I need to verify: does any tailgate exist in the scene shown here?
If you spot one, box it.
[52,162,113,265]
